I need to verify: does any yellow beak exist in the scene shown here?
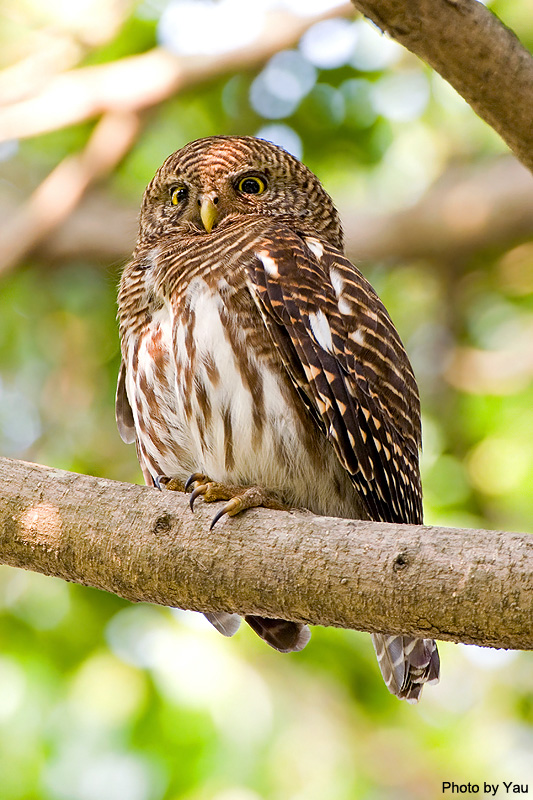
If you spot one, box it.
[199,195,218,233]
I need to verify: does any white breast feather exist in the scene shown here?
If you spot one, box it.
[126,280,359,517]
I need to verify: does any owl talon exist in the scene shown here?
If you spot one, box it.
[185,472,208,492]
[163,477,187,492]
[210,507,227,530]
[154,475,168,491]
[209,496,249,529]
[189,483,208,511]
[209,488,286,529]
[155,475,186,492]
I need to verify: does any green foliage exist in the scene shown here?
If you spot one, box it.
[1,0,532,796]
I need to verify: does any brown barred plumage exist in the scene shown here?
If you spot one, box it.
[116,136,439,701]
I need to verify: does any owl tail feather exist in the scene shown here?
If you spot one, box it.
[203,612,310,653]
[204,611,241,638]
[371,633,440,703]
[245,615,311,653]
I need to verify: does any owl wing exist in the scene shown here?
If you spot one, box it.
[244,228,423,526]
[244,228,439,701]
[116,359,158,488]
[116,360,136,445]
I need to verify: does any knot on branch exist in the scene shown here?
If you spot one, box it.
[153,512,174,537]
[393,552,410,572]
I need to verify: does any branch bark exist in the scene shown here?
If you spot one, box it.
[1,457,532,650]
[350,0,533,173]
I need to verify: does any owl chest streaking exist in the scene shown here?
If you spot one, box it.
[119,219,365,521]
[117,135,439,702]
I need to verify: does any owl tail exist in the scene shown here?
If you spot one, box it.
[245,616,311,653]
[204,612,310,653]
[204,611,241,638]
[371,633,440,702]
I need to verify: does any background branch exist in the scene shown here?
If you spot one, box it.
[343,158,533,263]
[0,111,140,277]
[0,3,352,276]
[0,4,352,143]
[350,0,533,173]
[1,457,532,650]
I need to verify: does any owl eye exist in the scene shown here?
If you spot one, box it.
[170,185,188,205]
[237,176,266,195]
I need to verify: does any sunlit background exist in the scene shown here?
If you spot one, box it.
[1,0,533,797]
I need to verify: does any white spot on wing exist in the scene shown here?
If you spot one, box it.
[257,250,280,278]
[309,309,333,352]
[306,237,324,260]
[338,295,352,316]
[329,267,343,297]
[349,327,365,346]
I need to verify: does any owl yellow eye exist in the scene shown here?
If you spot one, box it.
[170,185,188,205]
[237,176,266,195]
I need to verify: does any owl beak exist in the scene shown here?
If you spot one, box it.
[199,194,219,233]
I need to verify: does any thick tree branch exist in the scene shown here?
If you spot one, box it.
[1,457,531,650]
[351,0,533,173]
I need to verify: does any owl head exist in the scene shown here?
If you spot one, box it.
[137,136,343,250]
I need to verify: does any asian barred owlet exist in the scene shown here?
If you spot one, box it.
[116,135,440,702]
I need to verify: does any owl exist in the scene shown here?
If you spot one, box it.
[116,135,440,702]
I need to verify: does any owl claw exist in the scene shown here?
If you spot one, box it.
[210,508,227,530]
[189,483,208,511]
[209,496,249,529]
[184,474,287,527]
[154,475,168,491]
[160,476,186,492]
[210,490,286,529]
[185,472,207,492]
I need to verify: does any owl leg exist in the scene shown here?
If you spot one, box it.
[182,473,286,530]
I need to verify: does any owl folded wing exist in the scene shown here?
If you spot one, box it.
[244,227,423,525]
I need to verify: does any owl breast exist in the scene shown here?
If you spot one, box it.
[125,275,362,519]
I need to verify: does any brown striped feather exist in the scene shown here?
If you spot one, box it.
[116,136,439,699]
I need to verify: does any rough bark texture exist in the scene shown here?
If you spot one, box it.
[350,0,533,173]
[1,457,532,650]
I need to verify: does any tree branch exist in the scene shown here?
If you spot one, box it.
[0,4,352,142]
[0,3,352,276]
[0,111,140,278]
[1,457,531,650]
[350,0,533,173]
[342,157,533,263]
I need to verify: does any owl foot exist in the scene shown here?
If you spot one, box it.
[184,473,286,530]
[156,475,186,492]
